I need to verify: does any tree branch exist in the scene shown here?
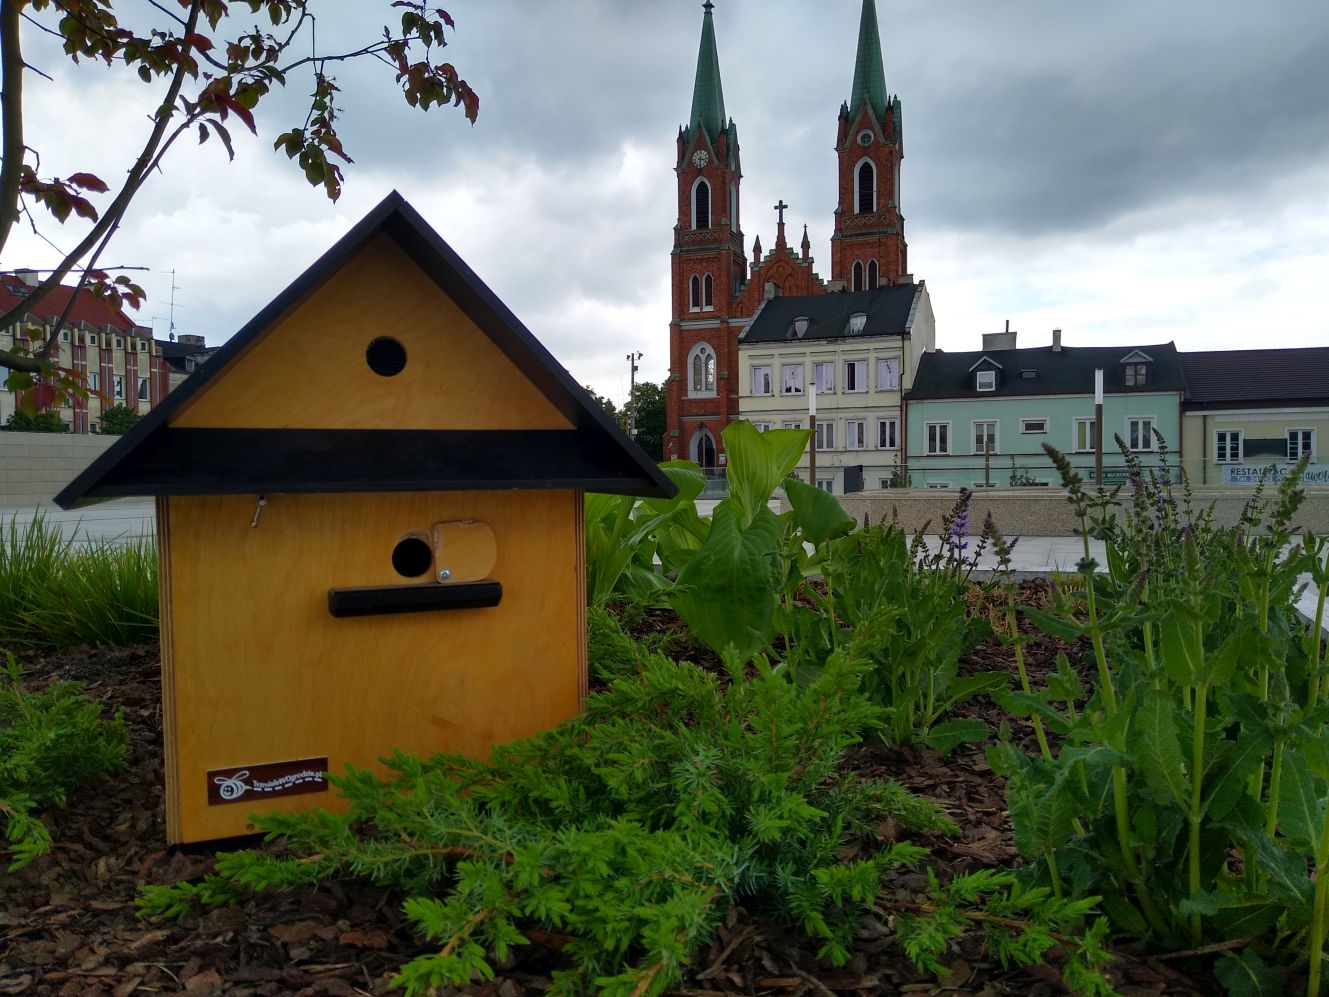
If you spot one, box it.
[0,0,204,371]
[0,0,27,257]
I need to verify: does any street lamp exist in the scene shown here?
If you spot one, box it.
[626,351,643,439]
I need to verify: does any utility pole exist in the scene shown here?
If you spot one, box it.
[808,382,817,486]
[625,351,642,438]
[1094,368,1104,486]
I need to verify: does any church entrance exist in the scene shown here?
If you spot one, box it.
[691,428,717,469]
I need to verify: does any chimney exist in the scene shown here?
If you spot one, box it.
[982,319,1017,352]
[13,269,40,288]
[1052,328,1062,352]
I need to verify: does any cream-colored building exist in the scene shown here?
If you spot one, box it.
[1,270,170,433]
[1180,348,1329,486]
[737,280,934,493]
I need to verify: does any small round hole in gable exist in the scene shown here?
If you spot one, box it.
[391,536,433,578]
[366,337,407,377]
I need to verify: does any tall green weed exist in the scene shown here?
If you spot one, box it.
[0,513,157,647]
[990,441,1329,995]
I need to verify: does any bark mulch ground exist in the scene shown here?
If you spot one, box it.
[1,584,1208,996]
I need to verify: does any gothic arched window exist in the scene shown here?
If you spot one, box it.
[692,178,711,230]
[688,342,717,397]
[856,160,875,214]
[689,274,701,311]
[702,273,714,309]
[852,260,865,292]
[867,259,879,290]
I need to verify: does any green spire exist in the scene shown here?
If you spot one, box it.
[848,0,889,122]
[688,1,727,143]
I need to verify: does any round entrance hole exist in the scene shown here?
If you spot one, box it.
[391,536,433,578]
[366,337,407,377]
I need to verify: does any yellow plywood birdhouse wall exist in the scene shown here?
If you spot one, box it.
[57,194,674,843]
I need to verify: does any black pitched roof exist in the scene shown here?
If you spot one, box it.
[907,342,1185,400]
[740,283,921,344]
[55,192,675,507]
[1180,347,1329,409]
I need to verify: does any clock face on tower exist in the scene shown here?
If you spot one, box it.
[857,129,874,147]
[691,149,710,169]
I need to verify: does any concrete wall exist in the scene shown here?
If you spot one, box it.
[0,432,117,508]
[817,485,1329,537]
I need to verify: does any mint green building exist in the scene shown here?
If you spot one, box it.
[904,335,1186,488]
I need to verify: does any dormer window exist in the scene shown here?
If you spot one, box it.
[791,316,809,338]
[976,370,997,392]
[1124,362,1148,386]
[846,312,867,335]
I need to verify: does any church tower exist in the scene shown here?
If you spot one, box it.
[665,0,746,466]
[830,0,907,290]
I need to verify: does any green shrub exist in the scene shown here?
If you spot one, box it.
[3,409,69,433]
[98,403,141,435]
[0,514,158,647]
[0,651,129,868]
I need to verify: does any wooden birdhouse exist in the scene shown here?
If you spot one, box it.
[55,193,674,843]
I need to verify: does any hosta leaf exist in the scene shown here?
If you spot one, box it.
[784,476,855,546]
[721,421,807,528]
[670,502,784,663]
[919,718,987,755]
[1276,748,1324,851]
[1214,950,1286,997]
[1134,690,1189,808]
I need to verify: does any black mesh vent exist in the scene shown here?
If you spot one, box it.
[366,337,407,377]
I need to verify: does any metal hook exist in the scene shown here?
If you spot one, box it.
[250,494,268,529]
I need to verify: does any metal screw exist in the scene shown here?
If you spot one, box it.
[437,568,452,581]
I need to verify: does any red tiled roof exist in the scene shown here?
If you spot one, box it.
[0,275,143,333]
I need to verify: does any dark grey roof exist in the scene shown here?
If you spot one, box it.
[1180,348,1329,408]
[908,342,1184,400]
[741,283,920,344]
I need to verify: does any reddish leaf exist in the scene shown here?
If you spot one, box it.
[28,382,58,412]
[68,172,109,193]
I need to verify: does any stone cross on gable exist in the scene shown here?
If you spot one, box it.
[773,199,788,225]
[774,199,788,247]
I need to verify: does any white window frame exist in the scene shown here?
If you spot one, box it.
[88,371,100,391]
[689,274,701,312]
[703,272,714,310]
[137,377,149,401]
[845,419,867,450]
[1074,418,1097,453]
[925,421,950,456]
[112,374,125,400]
[972,420,998,456]
[851,260,865,292]
[781,420,803,430]
[844,359,867,393]
[780,363,804,395]
[1127,416,1156,452]
[877,417,899,450]
[1214,429,1243,464]
[813,361,835,393]
[816,478,834,493]
[1288,428,1316,463]
[687,341,717,398]
[815,420,835,451]
[1020,418,1048,434]
[691,176,711,230]
[876,357,900,391]
[89,334,97,346]
[854,157,876,214]
[751,422,771,433]
[114,337,123,349]
[750,364,773,396]
[867,259,879,290]
[975,369,996,392]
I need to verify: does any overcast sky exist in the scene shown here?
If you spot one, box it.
[7,1,1329,406]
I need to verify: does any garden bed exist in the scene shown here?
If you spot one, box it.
[0,592,1206,996]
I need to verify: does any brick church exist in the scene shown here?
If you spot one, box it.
[665,0,909,465]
